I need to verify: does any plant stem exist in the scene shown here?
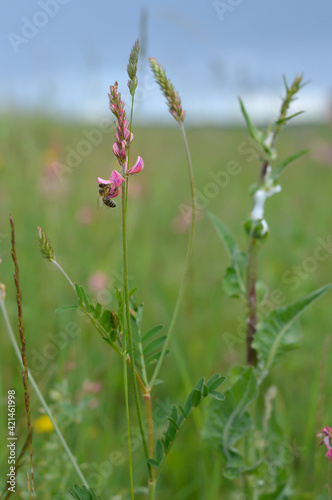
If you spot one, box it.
[148,479,156,500]
[150,121,195,388]
[52,259,75,289]
[122,307,134,499]
[144,390,156,498]
[246,236,258,365]
[0,296,89,488]
[10,216,35,499]
[121,179,151,478]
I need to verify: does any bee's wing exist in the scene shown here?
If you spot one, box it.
[97,194,103,209]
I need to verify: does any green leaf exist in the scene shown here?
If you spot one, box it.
[191,389,202,408]
[238,98,264,143]
[55,305,78,313]
[99,310,113,334]
[142,325,163,343]
[259,481,292,499]
[209,390,225,401]
[253,284,331,381]
[270,149,309,181]
[223,267,244,298]
[145,349,170,367]
[68,484,101,500]
[93,303,102,319]
[203,367,258,473]
[208,213,247,297]
[194,377,205,394]
[183,390,193,417]
[207,212,238,257]
[155,439,164,464]
[206,373,224,390]
[147,458,159,469]
[81,287,94,313]
[143,336,166,355]
[275,110,305,126]
[75,284,83,305]
[129,286,138,296]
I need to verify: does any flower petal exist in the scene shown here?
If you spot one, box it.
[326,448,332,461]
[127,156,144,175]
[98,176,111,185]
[110,170,125,187]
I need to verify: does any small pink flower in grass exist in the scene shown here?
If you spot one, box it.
[318,426,332,461]
[127,156,144,175]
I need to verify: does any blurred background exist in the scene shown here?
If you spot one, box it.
[1,1,332,498]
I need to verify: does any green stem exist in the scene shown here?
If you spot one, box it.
[0,296,89,488]
[148,479,156,500]
[150,121,195,388]
[52,259,75,289]
[121,179,151,478]
[144,390,156,494]
[122,304,134,499]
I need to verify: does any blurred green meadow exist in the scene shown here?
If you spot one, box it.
[0,114,332,498]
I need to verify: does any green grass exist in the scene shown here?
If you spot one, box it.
[0,114,332,498]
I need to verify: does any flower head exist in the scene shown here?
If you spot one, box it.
[127,39,140,96]
[149,57,185,123]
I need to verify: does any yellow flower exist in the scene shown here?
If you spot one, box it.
[34,415,54,434]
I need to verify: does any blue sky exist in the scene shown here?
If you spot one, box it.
[1,0,332,123]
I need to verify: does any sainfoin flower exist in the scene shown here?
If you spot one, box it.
[127,156,144,175]
[99,82,144,197]
[317,426,332,461]
[98,170,125,198]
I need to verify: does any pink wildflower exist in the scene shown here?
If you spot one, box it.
[98,170,125,199]
[127,156,144,175]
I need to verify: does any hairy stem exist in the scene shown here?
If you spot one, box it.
[246,237,258,365]
[150,121,195,387]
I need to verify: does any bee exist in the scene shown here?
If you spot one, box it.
[98,183,116,208]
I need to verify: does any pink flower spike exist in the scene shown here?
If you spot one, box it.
[326,448,332,461]
[127,156,144,175]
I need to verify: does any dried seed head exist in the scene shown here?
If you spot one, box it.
[37,227,55,262]
[149,57,185,123]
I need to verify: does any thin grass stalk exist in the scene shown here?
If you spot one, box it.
[150,120,195,388]
[121,179,151,479]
